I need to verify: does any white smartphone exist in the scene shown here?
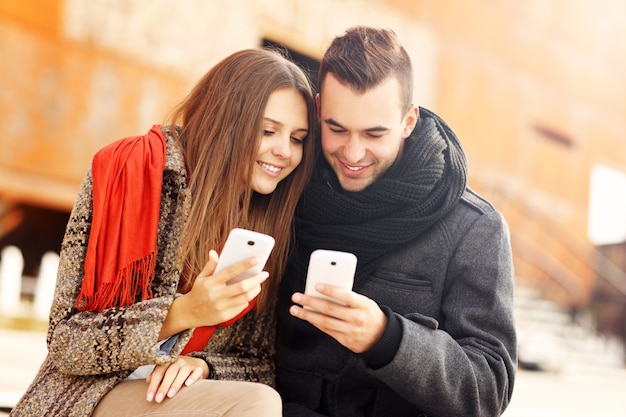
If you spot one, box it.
[304,249,357,308]
[214,228,275,285]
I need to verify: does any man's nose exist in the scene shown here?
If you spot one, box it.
[343,136,366,163]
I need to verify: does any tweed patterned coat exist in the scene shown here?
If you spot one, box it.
[9,128,277,417]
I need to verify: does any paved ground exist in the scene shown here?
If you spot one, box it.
[0,328,47,415]
[1,327,625,416]
[502,365,626,417]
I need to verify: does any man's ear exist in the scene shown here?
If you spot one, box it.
[402,105,419,139]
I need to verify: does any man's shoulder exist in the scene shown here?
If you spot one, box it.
[458,187,498,215]
[418,189,508,252]
[439,188,505,230]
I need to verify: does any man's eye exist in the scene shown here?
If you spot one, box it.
[329,128,346,134]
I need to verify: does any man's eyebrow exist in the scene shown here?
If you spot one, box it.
[324,118,344,129]
[364,126,390,133]
[324,118,389,133]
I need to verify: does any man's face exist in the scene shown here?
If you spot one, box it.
[318,73,418,192]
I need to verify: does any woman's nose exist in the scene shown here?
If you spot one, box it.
[272,135,292,158]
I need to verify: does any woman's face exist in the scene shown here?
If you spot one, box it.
[251,88,309,195]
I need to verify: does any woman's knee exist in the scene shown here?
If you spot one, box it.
[240,383,282,414]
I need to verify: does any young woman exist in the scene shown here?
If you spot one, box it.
[10,48,316,417]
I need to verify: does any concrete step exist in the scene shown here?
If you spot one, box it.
[514,287,625,372]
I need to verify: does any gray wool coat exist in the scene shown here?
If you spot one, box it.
[277,189,517,417]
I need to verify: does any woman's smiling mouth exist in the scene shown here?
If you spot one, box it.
[258,161,282,175]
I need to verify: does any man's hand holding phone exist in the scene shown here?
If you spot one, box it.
[289,250,387,353]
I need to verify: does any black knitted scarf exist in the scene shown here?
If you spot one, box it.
[290,108,468,286]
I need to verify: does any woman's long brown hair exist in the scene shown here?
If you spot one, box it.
[167,49,316,311]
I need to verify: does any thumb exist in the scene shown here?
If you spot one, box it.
[198,250,219,278]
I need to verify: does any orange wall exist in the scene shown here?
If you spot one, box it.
[388,0,626,240]
[0,0,62,36]
[0,0,188,209]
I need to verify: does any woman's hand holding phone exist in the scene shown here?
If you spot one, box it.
[161,229,274,338]
[154,229,274,401]
[148,251,267,402]
[183,250,268,326]
[160,250,268,340]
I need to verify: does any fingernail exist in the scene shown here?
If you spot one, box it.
[290,305,300,315]
[185,377,195,386]
[261,271,269,280]
[292,293,301,303]
[167,388,176,398]
[249,257,259,265]
[146,391,154,402]
[155,392,164,403]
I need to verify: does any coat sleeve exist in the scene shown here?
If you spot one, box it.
[371,210,517,417]
[187,300,277,387]
[47,166,193,376]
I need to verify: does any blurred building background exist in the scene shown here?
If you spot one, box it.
[0,0,625,390]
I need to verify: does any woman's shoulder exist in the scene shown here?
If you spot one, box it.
[161,125,187,178]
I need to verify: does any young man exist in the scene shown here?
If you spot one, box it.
[276,27,517,417]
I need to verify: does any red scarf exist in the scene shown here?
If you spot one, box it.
[76,124,255,353]
[76,125,165,312]
[180,299,257,355]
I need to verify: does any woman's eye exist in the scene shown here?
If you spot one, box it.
[264,129,275,136]
[291,136,305,144]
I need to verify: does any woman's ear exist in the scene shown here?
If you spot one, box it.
[315,93,321,120]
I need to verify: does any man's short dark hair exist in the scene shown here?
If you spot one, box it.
[318,26,414,113]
